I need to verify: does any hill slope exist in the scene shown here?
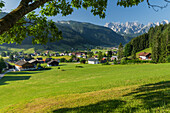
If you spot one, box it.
[1,20,126,51]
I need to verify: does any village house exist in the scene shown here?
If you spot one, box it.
[47,60,59,67]
[24,58,32,62]
[100,59,107,63]
[54,53,60,56]
[83,55,87,59]
[72,58,80,62]
[15,60,35,71]
[68,53,72,56]
[88,58,99,64]
[138,52,151,60]
[94,51,98,54]
[36,58,43,62]
[94,55,98,58]
[60,53,65,56]
[111,56,118,61]
[44,58,53,63]
[76,53,83,58]
[28,59,39,67]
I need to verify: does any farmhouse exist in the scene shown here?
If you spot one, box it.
[88,58,99,64]
[111,56,118,61]
[45,58,53,63]
[36,58,44,63]
[47,60,59,67]
[15,60,35,71]
[28,59,39,66]
[139,52,151,60]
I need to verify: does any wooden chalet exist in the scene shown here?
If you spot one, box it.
[139,52,151,60]
[15,60,35,71]
[28,59,39,66]
[47,60,59,67]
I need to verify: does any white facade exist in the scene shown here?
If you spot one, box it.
[139,56,147,60]
[88,60,99,64]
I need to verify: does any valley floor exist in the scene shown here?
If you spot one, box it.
[0,63,169,113]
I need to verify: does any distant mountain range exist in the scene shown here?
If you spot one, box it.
[104,20,169,37]
[0,12,127,51]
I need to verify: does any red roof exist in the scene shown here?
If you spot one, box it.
[139,52,151,56]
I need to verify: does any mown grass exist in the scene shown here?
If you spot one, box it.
[0,63,169,112]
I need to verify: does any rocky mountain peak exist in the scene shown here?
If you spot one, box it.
[105,20,169,37]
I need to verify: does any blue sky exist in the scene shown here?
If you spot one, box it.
[3,0,170,26]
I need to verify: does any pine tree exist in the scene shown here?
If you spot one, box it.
[118,43,124,60]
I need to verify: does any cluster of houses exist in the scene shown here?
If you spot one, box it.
[3,49,152,71]
[14,58,60,71]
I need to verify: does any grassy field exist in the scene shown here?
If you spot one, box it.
[0,63,169,112]
[34,56,71,60]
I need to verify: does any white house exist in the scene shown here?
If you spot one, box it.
[111,56,118,61]
[88,58,99,64]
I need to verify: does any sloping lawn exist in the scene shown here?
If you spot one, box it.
[0,63,169,112]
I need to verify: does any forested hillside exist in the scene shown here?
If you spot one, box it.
[1,20,126,51]
[125,24,170,62]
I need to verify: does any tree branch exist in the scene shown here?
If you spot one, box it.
[147,0,170,12]
[0,0,52,35]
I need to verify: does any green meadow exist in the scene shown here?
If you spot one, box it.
[0,63,169,113]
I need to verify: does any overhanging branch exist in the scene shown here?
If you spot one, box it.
[147,0,170,12]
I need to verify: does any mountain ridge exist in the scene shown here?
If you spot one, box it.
[105,20,169,37]
[0,18,127,51]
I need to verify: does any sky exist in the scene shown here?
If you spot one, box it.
[3,0,170,26]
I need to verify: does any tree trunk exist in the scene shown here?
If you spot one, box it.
[0,0,51,35]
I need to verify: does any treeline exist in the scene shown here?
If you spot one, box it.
[124,24,170,63]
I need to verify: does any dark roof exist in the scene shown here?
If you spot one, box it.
[37,58,43,60]
[15,60,27,66]
[88,58,98,61]
[29,59,39,63]
[139,52,151,56]
[46,58,52,60]
[24,58,32,61]
[47,60,59,64]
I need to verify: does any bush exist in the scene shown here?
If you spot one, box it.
[0,58,6,73]
[68,58,73,62]
[113,59,117,65]
[80,58,86,64]
[102,62,110,65]
[75,66,84,68]
[60,58,67,62]
[166,55,170,63]
[121,57,128,64]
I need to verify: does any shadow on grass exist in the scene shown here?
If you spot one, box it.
[0,76,31,85]
[59,64,67,66]
[53,99,126,113]
[7,71,39,75]
[124,81,170,110]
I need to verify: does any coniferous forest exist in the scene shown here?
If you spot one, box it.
[124,24,170,63]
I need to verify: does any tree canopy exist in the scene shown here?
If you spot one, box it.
[0,0,169,44]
